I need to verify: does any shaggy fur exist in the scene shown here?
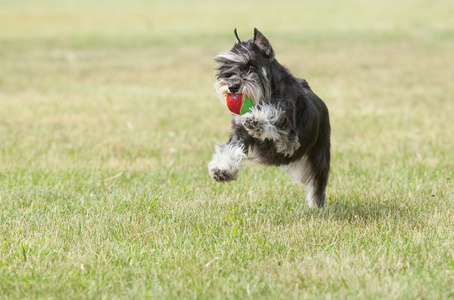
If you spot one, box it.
[208,28,330,208]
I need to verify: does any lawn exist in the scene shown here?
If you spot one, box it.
[0,0,453,299]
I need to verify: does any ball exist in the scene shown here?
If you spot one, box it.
[224,94,254,115]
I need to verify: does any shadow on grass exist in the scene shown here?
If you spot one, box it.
[307,195,425,226]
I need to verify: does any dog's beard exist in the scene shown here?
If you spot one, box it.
[214,74,269,106]
[213,79,230,103]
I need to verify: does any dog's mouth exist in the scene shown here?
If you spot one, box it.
[214,80,260,108]
[224,93,255,115]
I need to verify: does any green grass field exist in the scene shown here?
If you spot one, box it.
[1,0,453,298]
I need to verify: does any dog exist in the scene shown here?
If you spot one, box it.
[208,28,330,208]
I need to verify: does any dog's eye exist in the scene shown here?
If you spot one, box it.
[249,65,255,72]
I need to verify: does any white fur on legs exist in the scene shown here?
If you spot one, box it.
[241,103,300,156]
[208,144,247,182]
[282,155,310,184]
[305,181,318,208]
[282,156,318,208]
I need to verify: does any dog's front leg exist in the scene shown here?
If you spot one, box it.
[208,141,247,182]
[241,104,300,156]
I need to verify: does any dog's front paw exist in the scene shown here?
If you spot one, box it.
[242,114,263,138]
[276,135,301,157]
[286,139,301,157]
[208,144,246,182]
[209,166,237,182]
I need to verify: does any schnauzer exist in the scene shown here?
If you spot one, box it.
[208,28,330,208]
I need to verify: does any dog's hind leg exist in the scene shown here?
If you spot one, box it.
[304,146,330,207]
[282,145,330,208]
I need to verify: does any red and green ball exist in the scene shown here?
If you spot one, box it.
[224,94,254,115]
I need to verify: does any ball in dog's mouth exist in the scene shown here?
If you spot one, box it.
[224,94,254,115]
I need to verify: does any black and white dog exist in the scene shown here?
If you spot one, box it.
[208,28,330,208]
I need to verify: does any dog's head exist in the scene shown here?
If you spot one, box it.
[214,28,274,105]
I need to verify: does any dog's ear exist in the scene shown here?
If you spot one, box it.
[234,28,241,45]
[253,28,274,58]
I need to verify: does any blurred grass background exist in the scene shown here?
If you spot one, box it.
[0,0,453,298]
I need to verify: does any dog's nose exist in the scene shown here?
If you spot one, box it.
[228,83,240,94]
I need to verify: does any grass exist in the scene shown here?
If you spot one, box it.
[1,0,453,298]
